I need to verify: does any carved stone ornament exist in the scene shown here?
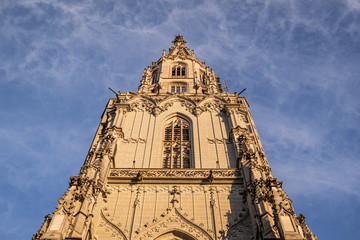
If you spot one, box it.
[134,208,213,240]
[225,104,247,115]
[104,126,124,140]
[180,100,196,113]
[107,184,243,195]
[151,101,174,116]
[100,208,128,240]
[200,101,225,112]
[229,126,249,140]
[152,106,162,116]
[129,99,154,112]
[225,208,252,239]
[117,94,233,117]
[100,206,214,240]
[193,106,203,116]
[109,169,241,179]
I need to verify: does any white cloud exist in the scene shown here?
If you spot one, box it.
[346,0,360,11]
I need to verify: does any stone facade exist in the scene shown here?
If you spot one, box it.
[34,35,316,240]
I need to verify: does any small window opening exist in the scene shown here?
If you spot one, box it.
[152,70,158,84]
[170,83,187,93]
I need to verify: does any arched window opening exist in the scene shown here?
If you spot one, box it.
[163,117,191,168]
[200,72,206,84]
[172,65,186,77]
[152,69,158,84]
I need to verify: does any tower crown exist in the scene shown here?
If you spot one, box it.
[138,35,223,95]
[172,34,187,46]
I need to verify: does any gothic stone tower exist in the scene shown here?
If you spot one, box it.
[34,35,316,240]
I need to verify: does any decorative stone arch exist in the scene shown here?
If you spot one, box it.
[161,112,193,126]
[225,209,252,239]
[154,96,197,116]
[127,96,156,112]
[100,209,128,240]
[126,95,156,105]
[154,229,197,240]
[136,95,157,106]
[198,96,227,106]
[197,97,226,113]
[158,95,196,107]
[134,208,213,240]
[157,96,200,116]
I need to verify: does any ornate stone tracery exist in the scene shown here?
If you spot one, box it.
[162,117,191,168]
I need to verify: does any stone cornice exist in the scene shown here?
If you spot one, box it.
[110,94,249,117]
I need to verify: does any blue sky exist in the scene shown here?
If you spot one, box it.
[0,0,359,239]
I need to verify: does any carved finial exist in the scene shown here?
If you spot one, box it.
[172,34,187,46]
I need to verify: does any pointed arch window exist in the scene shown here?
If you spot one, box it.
[163,117,191,168]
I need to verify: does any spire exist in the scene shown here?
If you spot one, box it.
[172,34,187,47]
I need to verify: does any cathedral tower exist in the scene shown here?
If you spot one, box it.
[34,35,316,240]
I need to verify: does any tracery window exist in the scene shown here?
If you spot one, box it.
[163,117,191,168]
[172,66,186,77]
